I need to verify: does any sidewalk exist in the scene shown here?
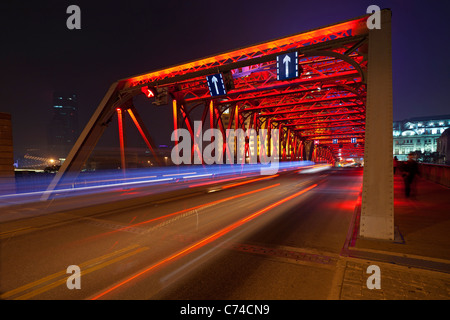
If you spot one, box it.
[339,173,450,299]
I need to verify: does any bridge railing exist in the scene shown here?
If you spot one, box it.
[418,163,450,188]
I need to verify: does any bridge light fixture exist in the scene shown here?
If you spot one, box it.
[141,86,155,98]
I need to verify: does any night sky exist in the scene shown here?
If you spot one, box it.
[1,0,449,158]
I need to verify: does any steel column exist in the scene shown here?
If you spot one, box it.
[116,108,126,174]
[126,107,161,166]
[360,10,394,240]
[178,105,195,163]
[172,99,179,160]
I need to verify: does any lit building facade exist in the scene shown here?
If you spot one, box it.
[393,115,450,161]
[437,128,450,165]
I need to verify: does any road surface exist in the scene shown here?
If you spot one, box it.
[0,167,363,300]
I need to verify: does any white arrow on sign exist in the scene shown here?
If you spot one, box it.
[283,55,291,78]
[211,76,219,95]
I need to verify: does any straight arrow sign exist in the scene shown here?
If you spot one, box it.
[276,52,299,81]
[206,73,227,97]
[211,75,219,95]
[283,54,291,78]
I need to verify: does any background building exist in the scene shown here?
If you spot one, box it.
[437,128,450,165]
[0,112,15,194]
[47,93,79,160]
[393,115,450,161]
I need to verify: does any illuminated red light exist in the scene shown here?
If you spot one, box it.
[141,86,154,98]
[126,18,365,87]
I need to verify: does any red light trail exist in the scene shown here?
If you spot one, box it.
[90,183,317,300]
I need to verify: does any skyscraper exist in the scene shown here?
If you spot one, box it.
[47,93,79,159]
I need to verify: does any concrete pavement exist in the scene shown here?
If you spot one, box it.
[338,172,450,300]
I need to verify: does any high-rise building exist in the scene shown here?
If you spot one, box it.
[47,93,79,159]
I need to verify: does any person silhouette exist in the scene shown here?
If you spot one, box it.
[401,152,419,198]
[393,156,398,174]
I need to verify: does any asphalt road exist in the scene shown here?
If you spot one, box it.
[0,167,363,300]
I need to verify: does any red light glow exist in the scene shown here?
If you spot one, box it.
[141,86,154,98]
[221,174,279,189]
[126,17,366,87]
[95,183,280,239]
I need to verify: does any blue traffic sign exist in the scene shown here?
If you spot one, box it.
[206,73,227,97]
[276,52,299,81]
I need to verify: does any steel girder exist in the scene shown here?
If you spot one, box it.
[147,52,367,164]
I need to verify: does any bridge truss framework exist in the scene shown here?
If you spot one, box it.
[44,10,394,240]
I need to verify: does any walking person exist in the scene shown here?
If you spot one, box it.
[393,156,398,174]
[401,152,419,198]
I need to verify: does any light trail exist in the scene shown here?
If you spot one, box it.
[221,174,279,189]
[297,164,332,174]
[182,173,213,179]
[90,183,317,300]
[99,183,281,236]
[0,177,174,200]
[2,161,316,209]
[162,172,196,177]
[187,175,250,188]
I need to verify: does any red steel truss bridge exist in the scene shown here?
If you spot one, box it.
[44,9,394,240]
